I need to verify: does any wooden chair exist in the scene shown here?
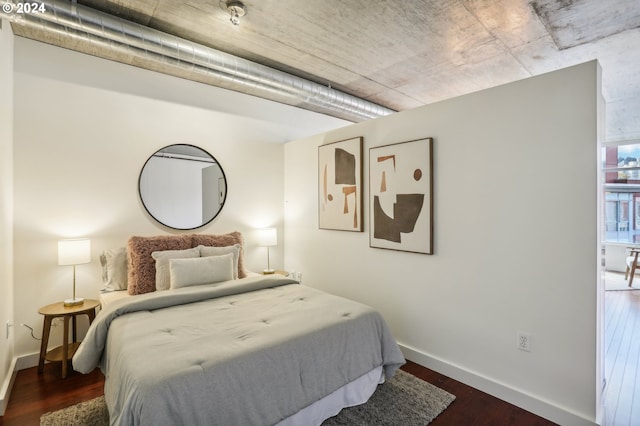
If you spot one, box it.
[624,247,640,287]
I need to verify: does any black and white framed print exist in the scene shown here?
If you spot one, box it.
[369,137,433,254]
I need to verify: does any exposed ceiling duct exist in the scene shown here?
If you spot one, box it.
[3,0,394,122]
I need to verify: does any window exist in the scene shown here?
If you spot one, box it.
[603,142,640,243]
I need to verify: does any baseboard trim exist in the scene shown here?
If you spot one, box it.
[15,352,39,371]
[0,352,40,416]
[0,357,17,416]
[399,343,597,426]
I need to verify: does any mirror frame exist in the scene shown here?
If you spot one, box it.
[138,144,227,230]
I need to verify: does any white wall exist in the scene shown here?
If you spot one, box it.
[11,37,348,359]
[0,19,15,416]
[284,62,602,425]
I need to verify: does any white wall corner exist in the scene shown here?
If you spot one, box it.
[0,15,15,420]
[400,343,598,426]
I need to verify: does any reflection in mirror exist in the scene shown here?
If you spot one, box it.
[139,144,227,230]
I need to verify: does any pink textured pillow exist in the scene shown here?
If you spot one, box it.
[191,231,247,278]
[127,235,192,295]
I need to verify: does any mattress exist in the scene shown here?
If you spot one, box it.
[76,275,405,425]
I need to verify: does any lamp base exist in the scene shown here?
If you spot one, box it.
[262,269,275,275]
[64,298,84,307]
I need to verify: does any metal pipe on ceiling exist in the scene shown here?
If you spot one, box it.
[3,0,395,122]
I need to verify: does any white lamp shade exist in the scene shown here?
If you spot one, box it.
[58,239,91,265]
[256,228,277,247]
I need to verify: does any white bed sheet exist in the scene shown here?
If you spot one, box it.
[277,366,384,426]
[98,290,130,309]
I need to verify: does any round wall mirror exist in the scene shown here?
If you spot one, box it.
[138,144,227,230]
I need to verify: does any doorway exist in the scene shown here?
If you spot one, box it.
[601,139,640,425]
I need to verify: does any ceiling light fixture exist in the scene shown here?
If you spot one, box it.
[222,1,246,26]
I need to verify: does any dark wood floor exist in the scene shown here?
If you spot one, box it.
[0,363,104,426]
[0,359,554,425]
[4,289,639,425]
[402,361,555,426]
[603,288,640,426]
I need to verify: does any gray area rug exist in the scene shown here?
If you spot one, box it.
[40,369,455,425]
[40,395,108,426]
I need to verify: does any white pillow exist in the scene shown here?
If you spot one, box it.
[152,247,200,291]
[99,247,128,291]
[197,244,241,279]
[169,253,234,289]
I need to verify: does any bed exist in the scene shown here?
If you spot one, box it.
[75,233,405,425]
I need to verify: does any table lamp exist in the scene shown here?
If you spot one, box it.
[58,238,91,307]
[257,228,277,274]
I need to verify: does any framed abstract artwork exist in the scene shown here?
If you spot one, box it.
[318,137,363,231]
[369,138,433,254]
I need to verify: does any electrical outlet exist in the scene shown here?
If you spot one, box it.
[517,331,531,352]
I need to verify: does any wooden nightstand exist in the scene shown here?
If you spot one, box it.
[37,299,100,378]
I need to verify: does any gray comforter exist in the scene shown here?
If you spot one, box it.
[73,275,405,425]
